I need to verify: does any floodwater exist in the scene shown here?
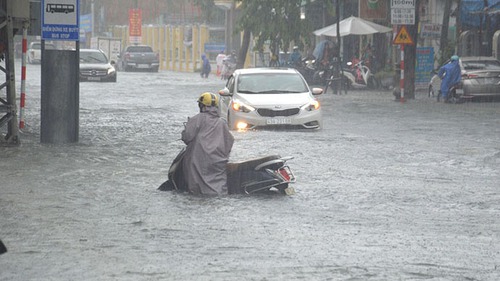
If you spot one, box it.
[1,63,499,280]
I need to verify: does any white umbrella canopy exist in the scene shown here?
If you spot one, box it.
[313,16,392,37]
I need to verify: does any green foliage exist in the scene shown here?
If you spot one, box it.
[190,0,218,23]
[438,40,456,66]
[235,0,313,53]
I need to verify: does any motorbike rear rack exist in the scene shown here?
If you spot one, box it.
[241,157,296,194]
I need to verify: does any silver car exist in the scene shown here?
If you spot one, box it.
[79,49,117,82]
[218,68,323,130]
[429,56,500,101]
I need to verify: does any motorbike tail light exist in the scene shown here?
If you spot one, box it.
[278,167,291,181]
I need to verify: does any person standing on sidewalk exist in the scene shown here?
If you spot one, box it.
[200,54,211,78]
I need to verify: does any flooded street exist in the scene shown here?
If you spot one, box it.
[1,63,499,280]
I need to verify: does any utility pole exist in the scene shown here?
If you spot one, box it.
[403,0,420,100]
[439,0,452,60]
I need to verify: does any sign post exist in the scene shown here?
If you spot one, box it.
[391,0,415,103]
[40,0,80,143]
[393,26,414,103]
[42,0,79,41]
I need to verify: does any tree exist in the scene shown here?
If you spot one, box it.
[235,0,313,67]
[193,0,316,68]
[190,0,219,23]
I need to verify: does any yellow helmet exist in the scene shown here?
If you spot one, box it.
[198,92,219,107]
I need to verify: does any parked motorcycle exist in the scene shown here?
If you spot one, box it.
[158,147,296,195]
[290,57,316,84]
[319,58,349,95]
[342,59,380,89]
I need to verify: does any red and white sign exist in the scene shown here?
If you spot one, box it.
[129,9,142,43]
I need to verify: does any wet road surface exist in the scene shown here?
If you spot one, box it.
[1,64,499,280]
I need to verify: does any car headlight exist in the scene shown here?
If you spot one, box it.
[301,100,320,111]
[231,100,255,113]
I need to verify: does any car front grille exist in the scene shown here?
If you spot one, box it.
[257,108,300,117]
[80,69,108,76]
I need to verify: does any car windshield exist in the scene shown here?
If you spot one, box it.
[237,73,308,93]
[80,51,108,63]
[462,60,500,71]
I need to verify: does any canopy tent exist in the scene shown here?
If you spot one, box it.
[313,16,392,37]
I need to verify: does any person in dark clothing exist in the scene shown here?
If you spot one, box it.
[201,54,211,78]
[289,46,302,67]
[181,92,234,195]
[438,55,462,102]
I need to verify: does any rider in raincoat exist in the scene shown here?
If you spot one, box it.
[181,92,234,195]
[438,55,462,102]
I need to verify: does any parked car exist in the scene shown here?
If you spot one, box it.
[429,56,500,101]
[218,68,323,130]
[79,49,117,82]
[117,45,159,72]
[27,42,56,64]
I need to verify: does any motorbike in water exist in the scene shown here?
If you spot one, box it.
[341,59,380,90]
[158,147,297,195]
[436,83,465,104]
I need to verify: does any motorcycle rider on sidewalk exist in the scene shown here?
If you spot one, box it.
[438,55,462,102]
[181,92,234,196]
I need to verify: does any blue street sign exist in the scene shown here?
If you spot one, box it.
[42,0,80,41]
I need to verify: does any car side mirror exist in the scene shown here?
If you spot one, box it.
[218,88,231,96]
[312,87,323,95]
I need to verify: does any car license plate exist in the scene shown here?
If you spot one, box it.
[266,118,291,125]
[455,88,464,95]
[138,64,149,68]
[88,77,101,81]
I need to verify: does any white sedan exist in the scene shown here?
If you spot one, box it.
[27,42,56,64]
[218,68,323,130]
